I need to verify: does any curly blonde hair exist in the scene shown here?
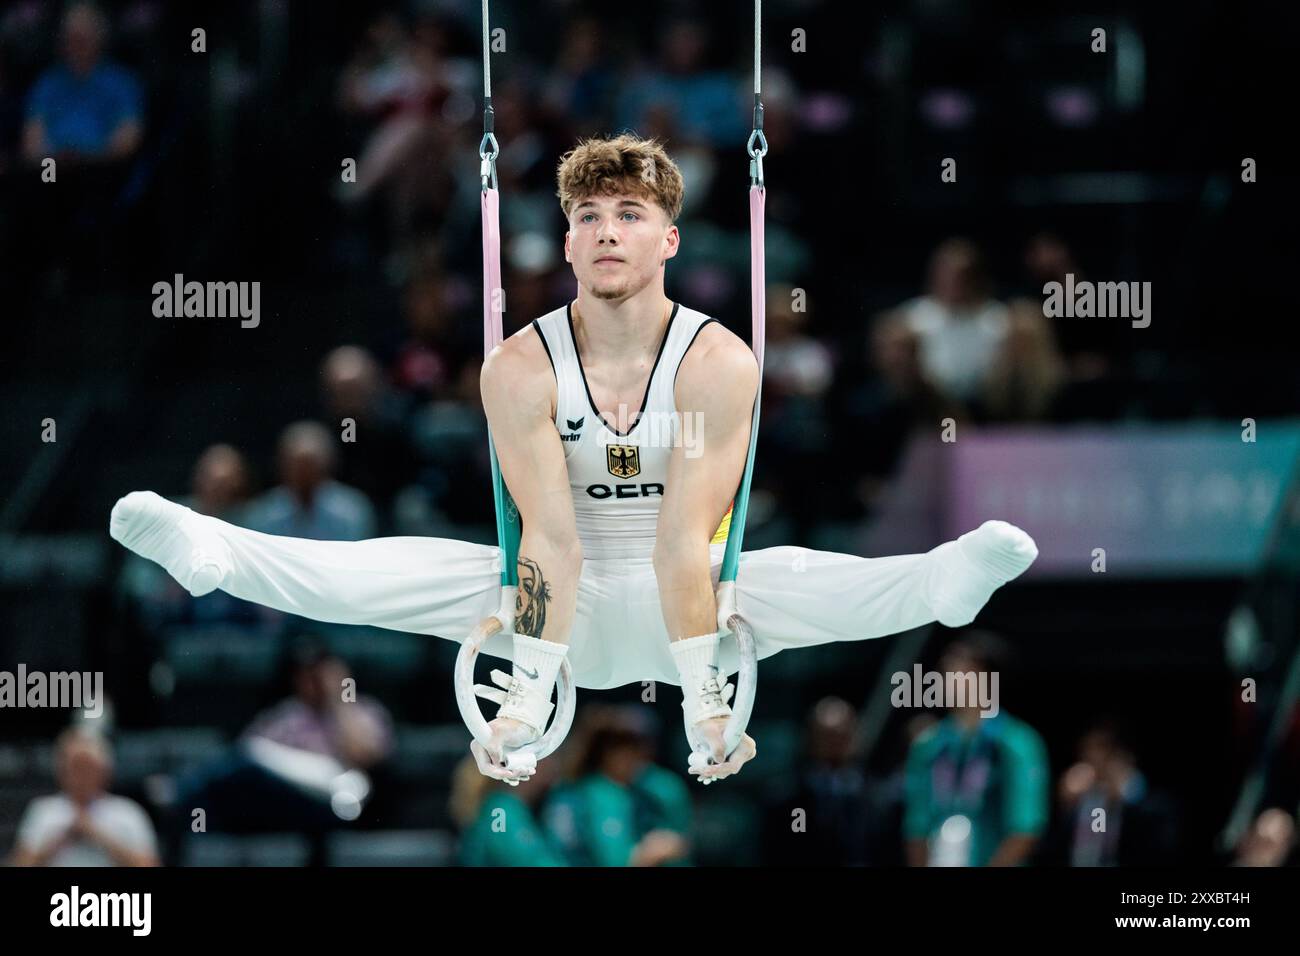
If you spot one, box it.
[556,133,685,223]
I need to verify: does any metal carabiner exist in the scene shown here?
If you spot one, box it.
[479,131,499,191]
[746,128,768,187]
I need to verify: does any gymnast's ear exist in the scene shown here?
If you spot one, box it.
[660,224,680,262]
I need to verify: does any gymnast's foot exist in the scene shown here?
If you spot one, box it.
[927,520,1038,628]
[109,491,232,597]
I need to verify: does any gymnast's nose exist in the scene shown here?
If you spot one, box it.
[596,218,620,245]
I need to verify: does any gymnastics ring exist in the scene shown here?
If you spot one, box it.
[454,586,577,783]
[684,580,758,782]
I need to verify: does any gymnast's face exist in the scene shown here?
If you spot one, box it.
[564,193,679,302]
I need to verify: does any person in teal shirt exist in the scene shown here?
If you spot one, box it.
[903,636,1049,866]
[542,705,694,867]
[452,753,568,867]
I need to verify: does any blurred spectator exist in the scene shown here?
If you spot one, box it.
[904,634,1049,866]
[391,267,465,401]
[320,345,419,526]
[542,705,693,867]
[898,238,1009,404]
[246,421,377,540]
[613,19,747,150]
[16,2,146,289]
[450,750,568,867]
[1020,231,1113,380]
[9,728,159,866]
[541,18,615,128]
[404,356,494,531]
[1022,232,1080,294]
[502,237,564,327]
[762,697,876,865]
[336,11,456,261]
[844,310,963,512]
[979,299,1066,422]
[764,283,835,403]
[190,443,253,518]
[118,443,262,630]
[857,713,941,866]
[1231,808,1297,867]
[22,2,143,165]
[758,284,835,538]
[170,642,394,860]
[243,641,394,769]
[1045,720,1180,866]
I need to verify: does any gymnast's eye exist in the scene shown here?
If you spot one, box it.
[621,211,639,222]
[580,213,596,223]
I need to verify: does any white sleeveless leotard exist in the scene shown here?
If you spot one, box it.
[531,301,732,562]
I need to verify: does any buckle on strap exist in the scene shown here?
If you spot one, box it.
[473,668,554,726]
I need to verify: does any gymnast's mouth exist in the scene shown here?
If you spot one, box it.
[594,256,624,265]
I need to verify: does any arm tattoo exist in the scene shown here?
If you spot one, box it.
[515,556,552,638]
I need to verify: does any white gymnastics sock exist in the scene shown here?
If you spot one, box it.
[494,633,569,735]
[926,520,1038,627]
[670,632,734,725]
[109,491,232,597]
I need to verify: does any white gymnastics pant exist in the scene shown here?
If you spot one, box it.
[153,512,958,690]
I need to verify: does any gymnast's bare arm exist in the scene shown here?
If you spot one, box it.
[655,323,759,779]
[480,326,583,647]
[654,322,759,637]
[471,326,581,773]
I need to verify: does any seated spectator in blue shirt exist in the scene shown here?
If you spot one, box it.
[22,2,143,165]
[246,421,377,541]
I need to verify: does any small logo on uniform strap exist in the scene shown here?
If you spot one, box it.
[518,665,539,680]
[561,416,584,442]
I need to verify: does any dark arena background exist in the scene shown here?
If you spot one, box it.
[1,0,1298,906]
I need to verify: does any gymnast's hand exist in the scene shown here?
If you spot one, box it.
[470,715,542,784]
[688,716,757,784]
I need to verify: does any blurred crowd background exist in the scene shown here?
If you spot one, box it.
[2,0,1299,866]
